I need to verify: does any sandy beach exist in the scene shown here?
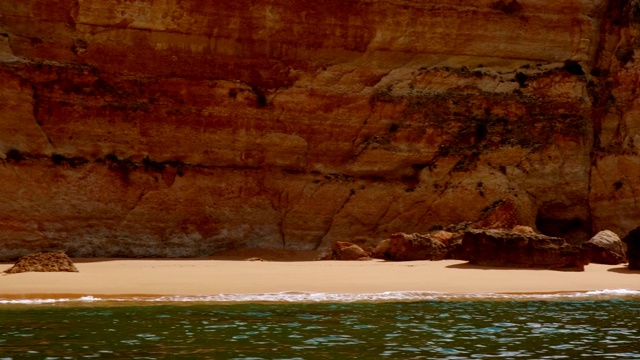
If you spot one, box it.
[1,249,638,299]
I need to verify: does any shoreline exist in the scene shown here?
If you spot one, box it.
[2,290,640,305]
[1,256,639,302]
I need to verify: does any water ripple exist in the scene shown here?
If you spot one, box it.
[0,299,638,358]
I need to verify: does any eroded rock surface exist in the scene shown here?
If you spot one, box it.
[582,230,627,265]
[384,232,448,261]
[4,251,78,274]
[0,1,639,258]
[329,241,371,261]
[462,229,588,271]
[372,239,392,260]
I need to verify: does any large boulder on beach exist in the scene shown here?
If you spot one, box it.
[372,231,466,260]
[384,232,448,261]
[462,229,587,271]
[371,239,391,259]
[4,251,79,274]
[622,227,640,270]
[582,230,627,265]
[439,231,467,260]
[330,241,371,260]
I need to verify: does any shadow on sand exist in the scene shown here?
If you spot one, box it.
[70,248,322,263]
[607,266,640,274]
[445,262,548,271]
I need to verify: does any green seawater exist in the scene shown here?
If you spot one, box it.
[0,299,639,359]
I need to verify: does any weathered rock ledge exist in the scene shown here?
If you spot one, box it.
[462,229,588,271]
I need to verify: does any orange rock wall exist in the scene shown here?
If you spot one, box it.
[0,0,638,259]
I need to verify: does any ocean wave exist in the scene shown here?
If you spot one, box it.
[1,290,639,305]
[0,295,102,305]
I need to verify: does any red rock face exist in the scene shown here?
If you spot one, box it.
[0,0,637,259]
[588,1,640,237]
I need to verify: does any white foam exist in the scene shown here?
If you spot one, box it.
[582,289,640,296]
[146,292,446,303]
[0,295,102,305]
[0,298,71,305]
[1,289,639,305]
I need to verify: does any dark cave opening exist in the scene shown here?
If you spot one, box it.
[535,215,590,244]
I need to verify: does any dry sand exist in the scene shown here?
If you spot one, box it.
[0,249,638,299]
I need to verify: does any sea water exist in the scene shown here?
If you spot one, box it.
[0,291,639,359]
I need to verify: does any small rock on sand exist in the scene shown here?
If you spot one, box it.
[4,251,79,274]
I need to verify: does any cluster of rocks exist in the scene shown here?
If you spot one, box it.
[319,241,372,261]
[5,228,638,274]
[4,251,78,274]
[324,224,640,272]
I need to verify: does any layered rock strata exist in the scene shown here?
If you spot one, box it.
[0,1,639,259]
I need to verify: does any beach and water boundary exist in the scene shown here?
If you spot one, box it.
[1,256,639,359]
[1,255,639,301]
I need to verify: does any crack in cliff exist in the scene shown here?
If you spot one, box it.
[349,118,370,161]
[30,85,55,151]
[314,189,356,250]
[277,213,287,249]
[371,197,395,233]
[274,189,293,249]
[347,90,383,162]
[376,200,404,230]
[68,0,80,30]
[118,189,150,228]
[268,178,318,250]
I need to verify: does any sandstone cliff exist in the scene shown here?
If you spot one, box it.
[0,0,639,259]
